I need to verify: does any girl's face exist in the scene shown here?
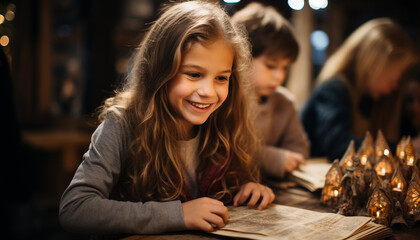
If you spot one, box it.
[368,62,407,100]
[168,38,234,135]
[250,54,292,98]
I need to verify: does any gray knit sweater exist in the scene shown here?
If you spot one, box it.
[59,111,188,235]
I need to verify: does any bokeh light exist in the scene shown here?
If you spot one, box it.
[288,0,305,11]
[309,0,328,10]
[223,0,241,3]
[0,35,10,46]
[310,30,329,50]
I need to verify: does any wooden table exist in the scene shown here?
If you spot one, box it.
[122,182,420,240]
[22,129,92,201]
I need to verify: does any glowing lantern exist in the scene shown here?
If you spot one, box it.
[339,140,355,171]
[375,130,391,161]
[321,159,343,207]
[396,137,406,164]
[367,186,393,226]
[390,164,407,203]
[403,137,415,182]
[357,131,374,167]
[374,156,393,180]
[403,169,420,225]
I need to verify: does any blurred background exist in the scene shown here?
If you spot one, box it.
[1,0,419,239]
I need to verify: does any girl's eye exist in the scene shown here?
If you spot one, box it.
[186,72,201,78]
[216,76,229,81]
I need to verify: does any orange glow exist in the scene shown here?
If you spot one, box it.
[0,35,9,46]
[408,157,414,166]
[361,155,367,165]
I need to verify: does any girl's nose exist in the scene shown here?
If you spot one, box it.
[196,78,216,97]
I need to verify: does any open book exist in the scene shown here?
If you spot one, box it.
[212,204,392,240]
[288,158,332,192]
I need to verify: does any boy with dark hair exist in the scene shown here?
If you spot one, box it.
[232,2,310,179]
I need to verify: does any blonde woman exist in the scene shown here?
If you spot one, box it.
[301,18,419,161]
[59,1,274,238]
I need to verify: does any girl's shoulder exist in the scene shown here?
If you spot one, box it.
[100,107,131,134]
[103,106,127,123]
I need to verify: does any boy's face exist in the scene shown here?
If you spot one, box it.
[251,54,292,98]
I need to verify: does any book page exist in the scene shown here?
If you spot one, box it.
[289,158,331,191]
[212,204,389,240]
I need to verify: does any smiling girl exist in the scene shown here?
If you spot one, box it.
[59,0,274,238]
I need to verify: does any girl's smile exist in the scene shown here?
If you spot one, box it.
[168,37,234,136]
[187,100,213,112]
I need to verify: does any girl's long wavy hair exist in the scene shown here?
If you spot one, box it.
[98,0,259,203]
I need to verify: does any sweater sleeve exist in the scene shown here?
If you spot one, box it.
[260,90,310,179]
[261,146,286,178]
[275,101,310,159]
[301,79,362,161]
[59,112,186,235]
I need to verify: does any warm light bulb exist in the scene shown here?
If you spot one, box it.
[400,152,405,158]
[381,168,386,176]
[408,157,414,166]
[384,149,389,156]
[0,35,9,47]
[361,155,367,165]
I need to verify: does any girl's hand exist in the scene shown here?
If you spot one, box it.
[233,182,275,210]
[284,150,307,173]
[182,197,228,232]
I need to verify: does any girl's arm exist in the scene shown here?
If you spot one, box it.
[59,112,186,235]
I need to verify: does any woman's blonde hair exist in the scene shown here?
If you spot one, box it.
[317,18,419,141]
[98,0,259,203]
[317,18,418,90]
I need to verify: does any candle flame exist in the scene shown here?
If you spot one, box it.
[381,168,385,175]
[408,157,414,166]
[361,156,367,165]
[376,211,380,217]
[400,152,405,158]
[384,149,389,156]
[397,182,401,189]
[334,190,338,197]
